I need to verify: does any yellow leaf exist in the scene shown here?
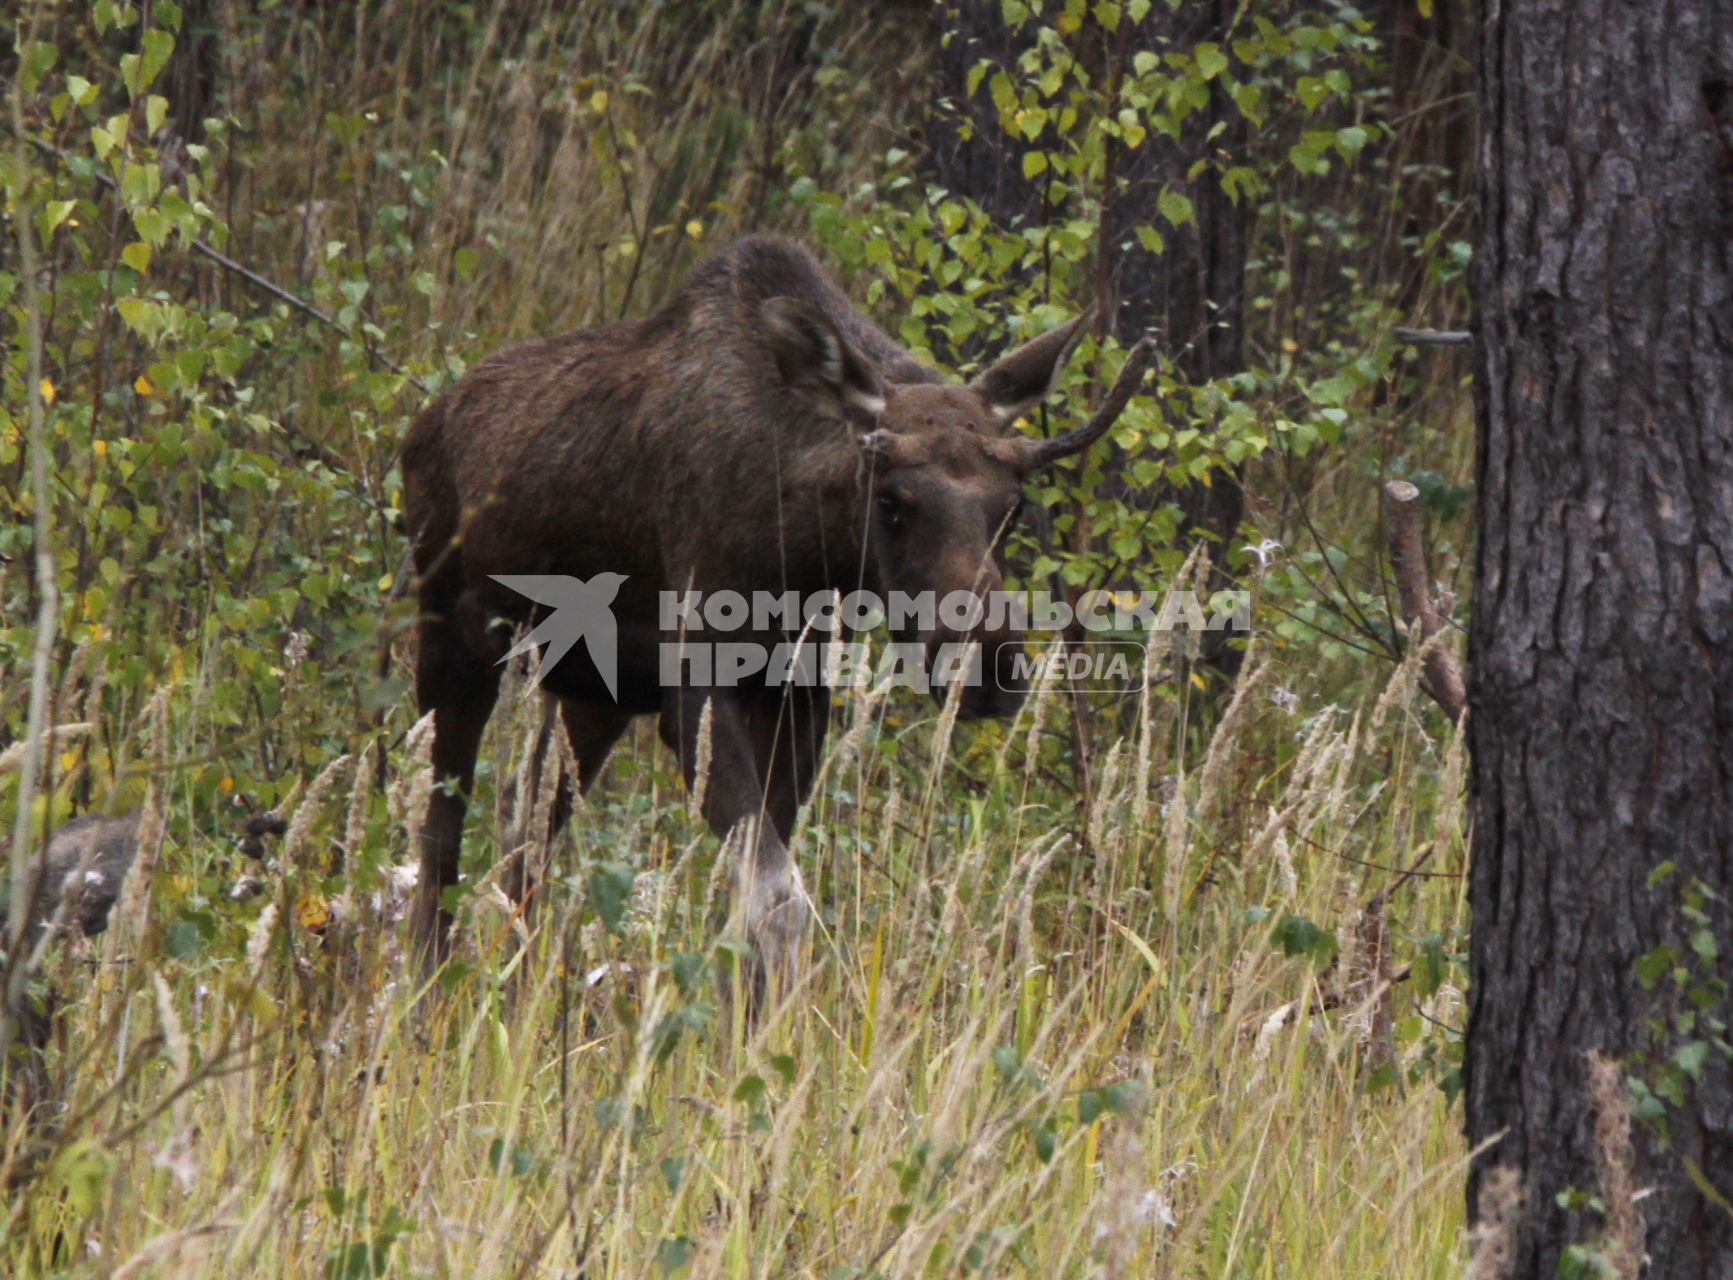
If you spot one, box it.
[377,573,394,592]
[59,750,78,772]
[121,241,151,274]
[297,893,330,932]
[38,377,55,406]
[684,219,704,239]
[92,439,108,459]
[133,374,154,396]
[1190,671,1207,691]
[590,89,609,113]
[219,773,234,795]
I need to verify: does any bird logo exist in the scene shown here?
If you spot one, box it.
[490,572,628,699]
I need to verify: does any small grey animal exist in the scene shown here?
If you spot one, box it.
[2,812,142,944]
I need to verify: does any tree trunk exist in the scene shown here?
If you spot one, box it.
[927,4,1248,673]
[928,0,1045,231]
[1100,1,1244,377]
[1468,0,1733,1275]
[1101,2,1247,667]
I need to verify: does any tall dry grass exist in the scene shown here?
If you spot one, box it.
[4,635,1471,1278]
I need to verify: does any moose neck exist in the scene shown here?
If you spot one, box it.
[784,436,880,599]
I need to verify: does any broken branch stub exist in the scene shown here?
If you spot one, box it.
[1382,478,1467,724]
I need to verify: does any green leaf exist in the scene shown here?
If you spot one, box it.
[1272,913,1338,966]
[1674,1040,1710,1082]
[1194,43,1228,81]
[586,861,636,934]
[133,206,168,245]
[165,918,203,958]
[116,297,156,337]
[1336,126,1369,158]
[326,112,365,148]
[22,41,58,94]
[42,200,77,233]
[126,29,175,96]
[733,1074,767,1106]
[660,1156,684,1193]
[657,1236,695,1277]
[1030,1119,1057,1163]
[52,1142,116,1216]
[1157,189,1193,228]
[487,1138,537,1178]
[1636,945,1677,989]
[121,241,152,274]
[1021,150,1048,180]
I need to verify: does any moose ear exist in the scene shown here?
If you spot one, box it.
[969,309,1093,428]
[759,297,885,417]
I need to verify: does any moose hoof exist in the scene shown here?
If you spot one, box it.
[743,867,811,999]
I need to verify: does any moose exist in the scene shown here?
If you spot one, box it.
[402,234,1154,987]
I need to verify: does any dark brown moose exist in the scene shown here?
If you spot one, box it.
[402,235,1154,988]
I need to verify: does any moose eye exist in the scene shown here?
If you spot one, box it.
[877,490,907,529]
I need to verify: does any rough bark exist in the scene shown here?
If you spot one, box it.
[927,5,1248,670]
[1101,2,1247,666]
[1099,1,1245,376]
[928,0,1046,231]
[1468,0,1733,1275]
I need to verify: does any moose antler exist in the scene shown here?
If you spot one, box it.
[1018,336,1160,468]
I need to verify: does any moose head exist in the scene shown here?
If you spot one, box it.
[760,296,1159,717]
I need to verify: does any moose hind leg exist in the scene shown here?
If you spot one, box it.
[410,616,500,965]
[501,695,633,909]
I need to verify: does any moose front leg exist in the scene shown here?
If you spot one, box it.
[659,689,811,995]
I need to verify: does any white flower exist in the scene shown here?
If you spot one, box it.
[1241,538,1283,568]
[1132,1188,1178,1228]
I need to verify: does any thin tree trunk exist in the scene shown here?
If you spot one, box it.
[928,0,1045,231]
[1467,0,1733,1274]
[1103,0,1247,669]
